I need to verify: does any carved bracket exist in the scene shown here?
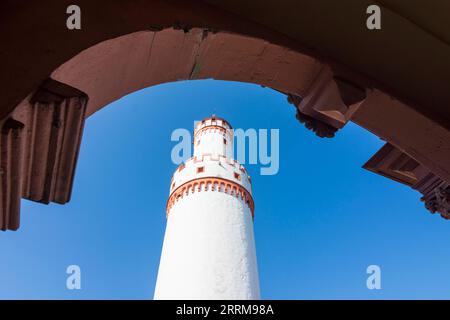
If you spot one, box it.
[364,143,450,220]
[0,119,25,230]
[0,79,88,231]
[422,185,450,220]
[287,66,367,138]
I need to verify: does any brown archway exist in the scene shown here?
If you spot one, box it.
[1,1,450,230]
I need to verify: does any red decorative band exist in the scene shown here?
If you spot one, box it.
[166,176,254,218]
[194,125,231,137]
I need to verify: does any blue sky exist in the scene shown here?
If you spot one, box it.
[1,79,449,299]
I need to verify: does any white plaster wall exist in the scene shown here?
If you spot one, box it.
[154,190,260,300]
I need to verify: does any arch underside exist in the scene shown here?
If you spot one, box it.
[1,27,449,230]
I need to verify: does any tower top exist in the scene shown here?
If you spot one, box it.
[194,116,233,135]
[193,115,233,159]
[167,116,254,218]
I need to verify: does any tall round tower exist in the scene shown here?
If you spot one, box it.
[154,116,260,300]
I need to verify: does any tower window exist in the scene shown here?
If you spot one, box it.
[197,139,201,146]
[197,166,204,173]
[234,172,241,181]
[223,138,227,145]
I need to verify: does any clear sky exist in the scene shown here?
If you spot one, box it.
[1,80,449,299]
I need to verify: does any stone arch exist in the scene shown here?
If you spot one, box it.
[50,28,327,119]
[1,18,449,230]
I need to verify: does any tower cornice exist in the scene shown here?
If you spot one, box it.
[194,124,232,138]
[166,176,255,218]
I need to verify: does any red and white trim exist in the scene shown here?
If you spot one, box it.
[166,176,255,218]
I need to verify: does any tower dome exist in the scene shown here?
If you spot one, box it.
[154,116,260,300]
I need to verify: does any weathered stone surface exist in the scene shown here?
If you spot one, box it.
[0,79,87,230]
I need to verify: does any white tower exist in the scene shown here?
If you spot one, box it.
[154,116,260,300]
